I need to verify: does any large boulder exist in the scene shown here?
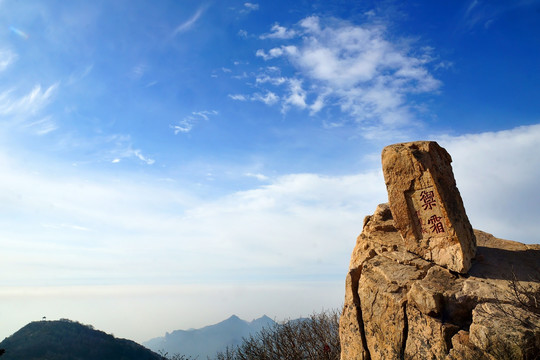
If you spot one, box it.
[381,141,476,273]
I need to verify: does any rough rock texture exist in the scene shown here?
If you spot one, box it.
[382,141,476,273]
[339,204,540,360]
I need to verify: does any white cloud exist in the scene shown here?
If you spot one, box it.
[131,63,146,79]
[173,6,206,35]
[309,93,327,115]
[465,0,480,18]
[251,16,441,135]
[67,64,94,85]
[252,91,279,105]
[172,110,218,134]
[229,92,279,105]
[239,2,259,15]
[434,60,454,71]
[23,115,58,135]
[256,47,285,60]
[244,2,259,11]
[244,172,269,181]
[364,10,376,17]
[228,94,247,101]
[133,149,155,165]
[172,121,192,134]
[103,134,156,165]
[0,83,59,119]
[255,74,286,86]
[260,24,297,39]
[437,123,540,243]
[0,49,17,72]
[459,0,539,31]
[283,78,307,110]
[192,110,218,120]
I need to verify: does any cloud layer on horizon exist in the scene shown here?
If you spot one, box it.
[1,123,538,290]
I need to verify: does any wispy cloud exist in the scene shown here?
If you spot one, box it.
[252,91,279,105]
[229,92,279,105]
[244,172,269,181]
[465,0,479,18]
[67,64,94,85]
[102,134,155,165]
[460,0,540,31]
[260,24,297,39]
[249,16,441,136]
[23,115,58,135]
[0,83,59,121]
[255,47,285,60]
[256,74,287,86]
[172,110,218,134]
[173,6,207,35]
[131,63,147,80]
[0,49,17,72]
[228,94,247,101]
[244,3,259,11]
[240,2,259,14]
[133,149,155,165]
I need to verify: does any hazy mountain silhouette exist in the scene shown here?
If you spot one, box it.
[144,315,275,358]
[0,319,162,360]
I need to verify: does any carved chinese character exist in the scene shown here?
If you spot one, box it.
[428,215,445,234]
[420,190,437,210]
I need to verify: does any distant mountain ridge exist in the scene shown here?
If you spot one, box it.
[144,315,275,359]
[0,319,162,360]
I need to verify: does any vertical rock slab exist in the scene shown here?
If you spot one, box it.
[381,141,476,273]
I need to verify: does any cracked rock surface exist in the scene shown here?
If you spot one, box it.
[339,203,540,360]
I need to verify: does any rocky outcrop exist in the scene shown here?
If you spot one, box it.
[340,141,540,359]
[382,141,476,273]
[339,204,540,359]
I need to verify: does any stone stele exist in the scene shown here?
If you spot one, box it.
[381,141,476,273]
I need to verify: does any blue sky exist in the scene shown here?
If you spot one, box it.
[1,0,540,343]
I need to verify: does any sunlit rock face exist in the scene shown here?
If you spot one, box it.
[381,141,476,273]
[339,142,540,360]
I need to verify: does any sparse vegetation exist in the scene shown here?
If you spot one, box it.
[475,269,540,360]
[158,350,197,360]
[507,271,540,322]
[212,309,340,360]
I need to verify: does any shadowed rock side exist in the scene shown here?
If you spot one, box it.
[339,204,540,360]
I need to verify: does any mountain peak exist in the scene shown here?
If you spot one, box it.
[144,314,276,359]
[0,319,162,360]
[251,315,273,324]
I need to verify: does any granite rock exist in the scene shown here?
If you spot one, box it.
[339,204,540,360]
[381,141,476,273]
